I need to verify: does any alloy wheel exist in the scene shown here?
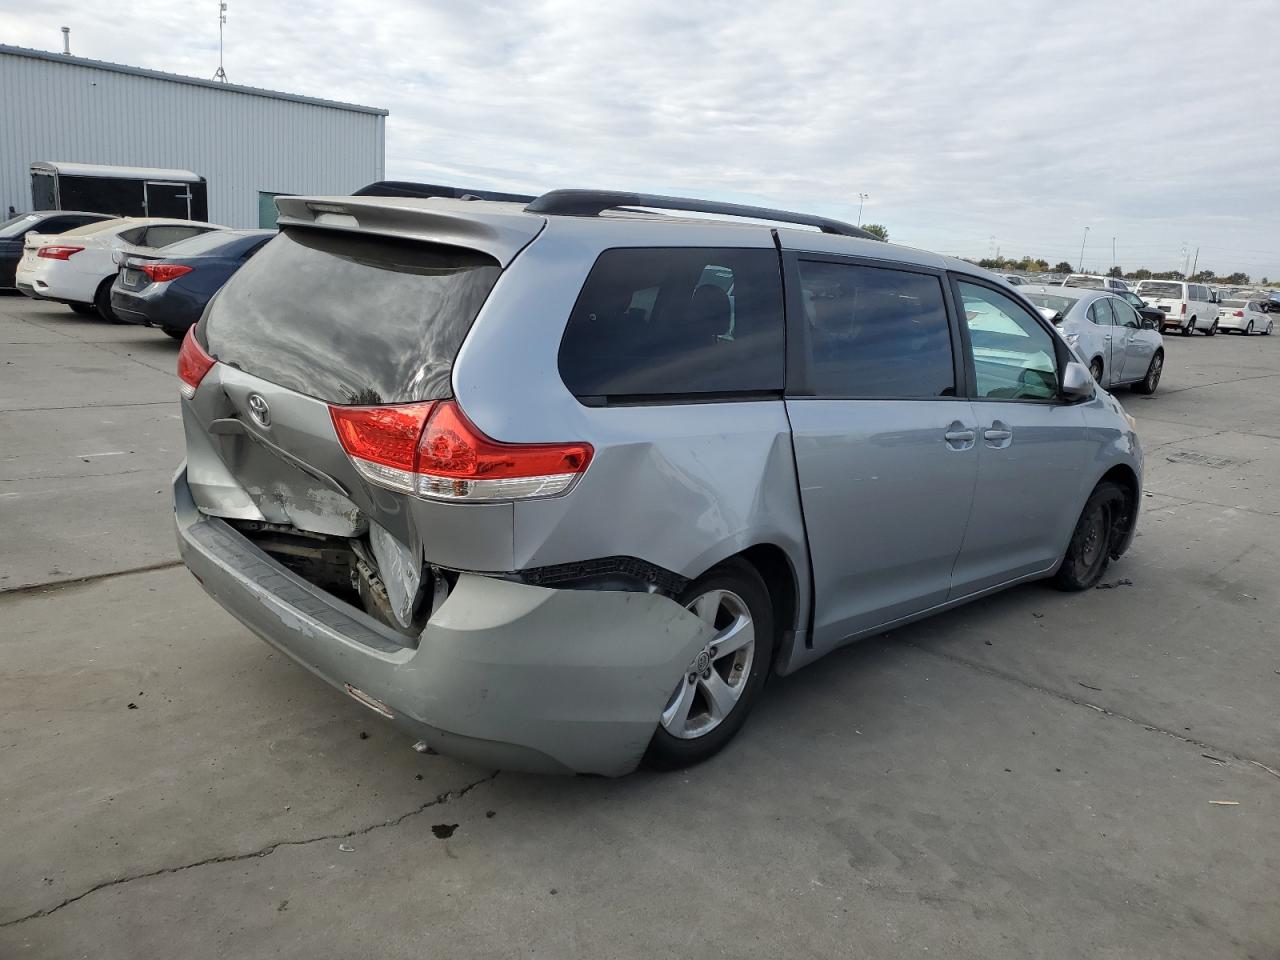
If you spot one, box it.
[1146,353,1162,391]
[660,589,756,740]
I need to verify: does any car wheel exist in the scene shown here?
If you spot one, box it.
[1053,481,1127,591]
[1265,321,1274,336]
[68,302,96,316]
[1132,351,1162,395]
[1088,358,1104,383]
[644,559,774,770]
[93,277,123,324]
[1182,319,1195,336]
[1246,321,1254,336]
[1205,320,1218,337]
[161,327,185,340]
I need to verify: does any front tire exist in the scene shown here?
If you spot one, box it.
[1265,321,1273,336]
[1053,481,1127,591]
[93,277,123,324]
[161,327,185,340]
[644,559,775,771]
[1089,358,1104,384]
[1246,321,1254,336]
[68,302,96,316]
[1132,351,1163,394]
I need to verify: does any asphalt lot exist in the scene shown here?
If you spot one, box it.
[2,295,1278,959]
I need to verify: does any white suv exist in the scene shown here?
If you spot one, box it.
[1134,280,1218,336]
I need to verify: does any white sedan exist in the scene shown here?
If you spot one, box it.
[1216,299,1274,336]
[16,217,223,321]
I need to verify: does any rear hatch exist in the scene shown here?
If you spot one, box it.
[182,199,544,627]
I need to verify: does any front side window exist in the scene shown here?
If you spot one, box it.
[1110,299,1140,327]
[957,280,1059,401]
[796,260,954,398]
[558,248,784,399]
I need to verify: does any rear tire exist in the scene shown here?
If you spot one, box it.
[643,559,775,771]
[1246,321,1254,336]
[93,277,123,324]
[1265,321,1273,336]
[1053,482,1127,591]
[1182,319,1195,336]
[1089,358,1104,383]
[68,302,96,316]
[1132,351,1162,394]
[1205,320,1218,337]
[161,327,185,340]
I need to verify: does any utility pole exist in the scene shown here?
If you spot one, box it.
[1078,226,1089,273]
[1111,236,1116,272]
[1189,247,1200,280]
[856,193,868,227]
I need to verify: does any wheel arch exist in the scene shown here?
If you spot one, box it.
[1097,463,1140,557]
[703,542,804,676]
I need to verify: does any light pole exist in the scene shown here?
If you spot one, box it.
[1078,226,1089,273]
[857,193,868,227]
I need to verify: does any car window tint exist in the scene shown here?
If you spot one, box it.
[143,225,206,248]
[795,261,954,398]
[1088,299,1116,326]
[558,247,784,399]
[957,281,1059,401]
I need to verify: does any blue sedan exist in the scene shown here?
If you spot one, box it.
[110,229,274,338]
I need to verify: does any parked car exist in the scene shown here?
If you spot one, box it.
[1119,290,1165,329]
[1003,274,1028,286]
[1024,288,1164,392]
[1062,273,1130,293]
[1133,280,1219,335]
[15,217,224,320]
[1216,299,1274,335]
[111,229,275,338]
[0,210,111,291]
[173,189,1143,776]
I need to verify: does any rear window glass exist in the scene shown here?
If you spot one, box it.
[558,247,784,400]
[204,228,501,404]
[161,230,272,258]
[797,260,955,398]
[1027,293,1076,313]
[1222,300,1246,307]
[1137,281,1183,298]
[1064,276,1105,289]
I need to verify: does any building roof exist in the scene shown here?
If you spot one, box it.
[0,44,388,117]
[31,161,204,182]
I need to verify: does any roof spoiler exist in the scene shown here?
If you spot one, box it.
[353,180,536,204]
[524,189,882,240]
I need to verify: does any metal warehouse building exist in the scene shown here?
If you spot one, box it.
[0,44,386,228]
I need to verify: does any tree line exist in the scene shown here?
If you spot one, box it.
[969,254,1269,286]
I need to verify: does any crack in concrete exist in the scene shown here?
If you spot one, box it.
[1138,489,1280,521]
[0,771,499,929]
[1156,371,1280,395]
[909,642,1280,782]
[0,560,184,599]
[0,399,176,414]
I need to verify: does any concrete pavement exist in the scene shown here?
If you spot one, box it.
[1,296,1277,958]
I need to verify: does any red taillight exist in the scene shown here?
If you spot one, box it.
[1233,310,1244,317]
[37,245,84,260]
[177,327,216,399]
[328,399,592,501]
[142,263,193,283]
[1181,303,1187,315]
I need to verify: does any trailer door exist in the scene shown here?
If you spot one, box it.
[144,181,192,218]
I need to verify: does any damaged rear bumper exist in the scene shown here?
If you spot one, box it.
[173,466,711,775]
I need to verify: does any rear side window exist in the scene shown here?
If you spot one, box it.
[796,260,955,398]
[205,228,501,404]
[1088,299,1116,325]
[558,248,784,400]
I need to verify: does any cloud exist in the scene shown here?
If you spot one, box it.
[3,0,1278,274]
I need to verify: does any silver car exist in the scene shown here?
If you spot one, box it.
[1024,287,1165,394]
[173,189,1144,775]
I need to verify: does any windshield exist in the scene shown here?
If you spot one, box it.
[1026,294,1076,313]
[1137,281,1183,298]
[205,228,502,405]
[1064,276,1105,289]
[0,214,39,238]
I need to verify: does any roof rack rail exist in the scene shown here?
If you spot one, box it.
[524,189,882,240]
[353,180,536,203]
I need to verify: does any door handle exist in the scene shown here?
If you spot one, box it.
[944,422,975,450]
[984,421,1013,446]
[1103,334,1112,341]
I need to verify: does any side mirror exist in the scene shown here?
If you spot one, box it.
[1061,360,1095,400]
[1141,317,1158,330]
[1036,306,1061,324]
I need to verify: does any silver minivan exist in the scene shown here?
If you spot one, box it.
[174,189,1144,775]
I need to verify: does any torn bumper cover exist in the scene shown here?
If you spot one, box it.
[173,466,712,775]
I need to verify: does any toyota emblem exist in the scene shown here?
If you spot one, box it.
[247,393,271,428]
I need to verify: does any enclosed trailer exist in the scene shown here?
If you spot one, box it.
[29,162,208,220]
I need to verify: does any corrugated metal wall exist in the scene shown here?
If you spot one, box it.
[0,49,385,227]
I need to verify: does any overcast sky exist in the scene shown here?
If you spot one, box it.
[3,0,1278,276]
